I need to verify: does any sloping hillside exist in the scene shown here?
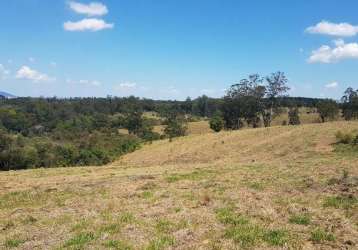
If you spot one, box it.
[0,122,357,249]
[118,121,357,167]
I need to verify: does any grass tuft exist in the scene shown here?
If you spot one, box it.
[103,240,132,250]
[216,207,249,226]
[323,196,357,209]
[119,212,135,224]
[263,229,289,246]
[64,232,95,248]
[289,214,311,225]
[225,224,263,248]
[146,235,175,250]
[310,228,335,243]
[4,238,25,248]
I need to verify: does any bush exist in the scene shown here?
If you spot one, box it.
[288,107,300,125]
[335,131,357,144]
[209,113,224,132]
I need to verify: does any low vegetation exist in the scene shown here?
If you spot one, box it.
[1,121,357,249]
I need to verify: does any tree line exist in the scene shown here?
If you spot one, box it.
[1,73,357,170]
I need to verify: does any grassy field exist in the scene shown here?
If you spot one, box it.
[1,121,357,249]
[153,108,323,136]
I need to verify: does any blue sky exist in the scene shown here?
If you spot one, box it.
[0,0,358,100]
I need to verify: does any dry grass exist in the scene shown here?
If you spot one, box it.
[153,121,212,136]
[1,121,358,249]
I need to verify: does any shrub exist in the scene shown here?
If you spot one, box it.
[209,113,224,132]
[288,107,300,125]
[335,131,355,144]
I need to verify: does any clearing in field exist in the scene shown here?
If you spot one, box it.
[0,121,357,249]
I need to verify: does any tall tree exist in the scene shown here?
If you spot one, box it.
[222,74,265,129]
[264,72,290,127]
[341,87,358,120]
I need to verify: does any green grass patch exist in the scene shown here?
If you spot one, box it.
[225,224,263,248]
[262,229,289,246]
[119,212,135,224]
[103,240,132,249]
[216,207,290,248]
[64,232,96,249]
[323,196,357,209]
[141,191,154,199]
[146,235,175,250]
[216,207,249,226]
[99,223,122,234]
[0,190,47,209]
[334,144,358,157]
[310,228,335,243]
[288,214,311,225]
[4,238,25,248]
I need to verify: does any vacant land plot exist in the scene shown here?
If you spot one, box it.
[1,121,357,249]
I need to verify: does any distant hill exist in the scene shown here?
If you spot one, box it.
[0,91,16,98]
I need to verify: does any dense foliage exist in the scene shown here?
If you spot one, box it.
[221,72,290,129]
[316,100,339,123]
[209,112,225,132]
[341,88,358,120]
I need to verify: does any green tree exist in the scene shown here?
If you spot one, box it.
[264,72,290,127]
[164,115,187,141]
[341,87,358,120]
[316,100,339,123]
[222,74,265,129]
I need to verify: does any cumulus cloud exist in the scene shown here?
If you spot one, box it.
[306,20,358,37]
[325,81,338,89]
[68,1,108,16]
[0,64,10,79]
[16,66,54,82]
[308,40,358,63]
[64,18,114,31]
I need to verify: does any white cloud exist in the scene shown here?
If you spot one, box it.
[16,66,54,82]
[308,40,358,63]
[0,64,10,79]
[325,81,338,89]
[306,20,358,37]
[68,1,108,16]
[66,78,101,86]
[64,18,114,32]
[115,82,137,90]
